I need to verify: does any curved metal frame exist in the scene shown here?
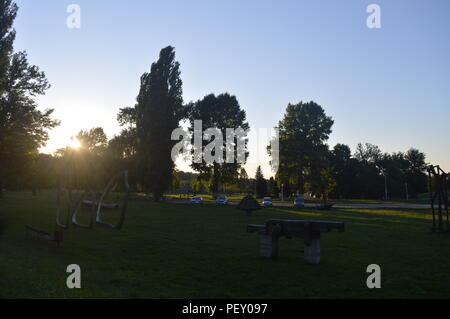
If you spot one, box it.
[71,190,95,229]
[96,170,130,230]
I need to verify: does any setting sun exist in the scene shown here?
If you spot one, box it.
[69,137,81,149]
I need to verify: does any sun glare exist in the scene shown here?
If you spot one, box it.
[69,137,81,149]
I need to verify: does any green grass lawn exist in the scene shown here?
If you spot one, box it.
[0,191,449,298]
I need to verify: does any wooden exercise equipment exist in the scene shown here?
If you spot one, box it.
[26,225,63,246]
[95,170,130,230]
[427,165,449,232]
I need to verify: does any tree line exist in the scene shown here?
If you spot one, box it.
[0,1,432,202]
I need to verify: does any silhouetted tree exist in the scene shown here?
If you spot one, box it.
[404,148,427,197]
[0,0,16,95]
[329,144,359,198]
[188,93,249,194]
[0,1,59,196]
[238,167,250,193]
[255,166,267,198]
[270,101,333,195]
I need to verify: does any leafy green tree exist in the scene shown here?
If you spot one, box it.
[374,150,426,200]
[76,127,108,154]
[272,179,280,198]
[351,143,384,199]
[255,166,267,198]
[105,107,138,188]
[171,171,180,192]
[354,143,382,164]
[192,178,205,194]
[270,101,333,195]
[306,166,336,204]
[188,93,249,194]
[237,167,249,193]
[135,46,185,201]
[117,107,136,127]
[404,148,427,197]
[329,144,358,198]
[268,176,280,198]
[376,152,408,199]
[0,0,17,95]
[0,1,59,196]
[54,127,108,190]
[29,153,58,194]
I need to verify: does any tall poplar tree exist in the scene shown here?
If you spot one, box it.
[255,166,267,198]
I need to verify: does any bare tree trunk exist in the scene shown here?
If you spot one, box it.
[323,192,328,205]
[297,170,304,195]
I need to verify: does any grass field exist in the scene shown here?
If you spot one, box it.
[0,191,449,299]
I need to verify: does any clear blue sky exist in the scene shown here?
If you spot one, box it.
[13,0,450,176]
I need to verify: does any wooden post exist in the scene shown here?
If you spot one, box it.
[438,168,444,232]
[428,168,436,232]
[444,173,449,232]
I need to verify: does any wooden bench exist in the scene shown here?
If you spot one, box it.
[247,219,345,264]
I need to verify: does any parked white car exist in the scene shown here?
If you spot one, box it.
[216,196,229,205]
[190,196,203,204]
[262,197,273,206]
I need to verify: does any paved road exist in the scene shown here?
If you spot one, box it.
[168,198,431,210]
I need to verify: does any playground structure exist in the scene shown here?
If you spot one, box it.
[95,171,130,230]
[56,170,130,231]
[427,165,449,232]
[26,171,130,245]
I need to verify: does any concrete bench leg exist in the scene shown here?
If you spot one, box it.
[259,233,279,258]
[304,238,320,264]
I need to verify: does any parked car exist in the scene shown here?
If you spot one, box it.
[262,197,273,206]
[293,198,305,207]
[216,196,229,205]
[190,196,203,204]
